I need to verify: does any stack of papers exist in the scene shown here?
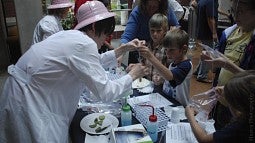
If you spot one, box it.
[166,122,198,143]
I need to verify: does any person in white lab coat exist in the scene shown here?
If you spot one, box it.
[0,1,148,143]
[32,0,73,44]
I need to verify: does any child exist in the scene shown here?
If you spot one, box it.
[140,28,193,106]
[185,70,255,143]
[145,13,170,86]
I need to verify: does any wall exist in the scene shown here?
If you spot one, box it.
[13,0,43,54]
[3,0,16,17]
[0,1,10,69]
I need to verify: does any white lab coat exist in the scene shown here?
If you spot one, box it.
[0,30,133,143]
[32,15,63,44]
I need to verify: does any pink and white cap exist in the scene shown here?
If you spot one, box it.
[47,0,73,9]
[74,1,115,30]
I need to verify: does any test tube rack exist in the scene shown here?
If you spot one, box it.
[132,102,169,132]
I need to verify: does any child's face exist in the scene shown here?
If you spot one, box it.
[152,72,164,85]
[149,27,166,44]
[164,46,183,61]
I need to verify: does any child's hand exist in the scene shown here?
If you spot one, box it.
[127,63,149,80]
[139,46,153,59]
[215,86,224,96]
[126,63,136,72]
[185,105,196,119]
[215,86,228,106]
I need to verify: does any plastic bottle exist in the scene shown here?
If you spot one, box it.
[187,38,196,59]
[121,104,132,126]
[147,108,158,142]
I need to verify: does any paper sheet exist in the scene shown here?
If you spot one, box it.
[166,122,198,143]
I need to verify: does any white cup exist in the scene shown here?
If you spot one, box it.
[171,107,180,123]
[121,11,128,25]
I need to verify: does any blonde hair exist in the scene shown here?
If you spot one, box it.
[149,13,169,32]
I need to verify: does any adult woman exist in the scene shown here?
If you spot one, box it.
[204,0,255,129]
[120,0,179,64]
[0,1,148,142]
[32,0,73,44]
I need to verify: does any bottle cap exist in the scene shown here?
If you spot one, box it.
[149,114,157,122]
[122,104,131,112]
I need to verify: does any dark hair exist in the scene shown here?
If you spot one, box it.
[139,0,169,15]
[240,0,255,8]
[79,16,115,37]
[233,0,255,11]
[162,28,189,50]
[48,7,70,17]
[224,70,255,121]
[149,13,169,32]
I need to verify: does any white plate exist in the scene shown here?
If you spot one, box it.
[138,85,154,93]
[132,78,150,89]
[80,113,119,134]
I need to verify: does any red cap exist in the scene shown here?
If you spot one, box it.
[149,115,157,122]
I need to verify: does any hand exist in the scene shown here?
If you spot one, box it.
[185,105,196,120]
[127,63,149,80]
[126,63,136,72]
[117,56,123,67]
[190,0,197,8]
[139,46,153,59]
[124,39,146,52]
[204,51,229,69]
[215,86,228,106]
[200,50,212,61]
[215,86,224,96]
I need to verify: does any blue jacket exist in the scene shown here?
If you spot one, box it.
[120,6,179,44]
